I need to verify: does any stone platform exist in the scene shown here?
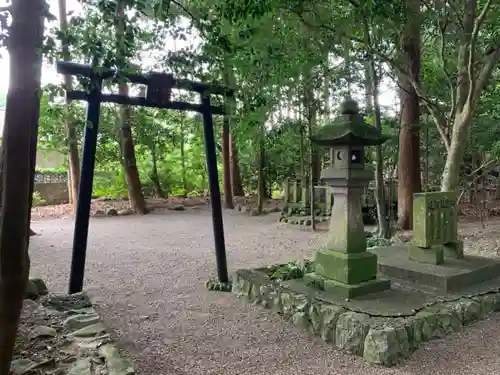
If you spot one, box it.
[232,266,500,366]
[371,245,500,295]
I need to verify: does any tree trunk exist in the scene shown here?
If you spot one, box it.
[323,59,330,118]
[115,1,146,213]
[58,0,80,211]
[180,117,187,196]
[229,133,244,196]
[225,66,244,198]
[307,123,316,231]
[149,144,165,198]
[222,109,234,209]
[303,74,317,231]
[495,168,500,200]
[299,126,305,178]
[397,0,422,230]
[441,114,473,192]
[118,84,147,213]
[363,17,390,238]
[257,135,266,213]
[67,170,73,204]
[222,63,235,208]
[0,1,44,373]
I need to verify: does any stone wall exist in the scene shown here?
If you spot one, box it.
[232,268,500,366]
[34,182,69,205]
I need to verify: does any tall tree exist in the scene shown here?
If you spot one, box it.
[229,133,245,196]
[115,1,147,213]
[363,15,390,237]
[222,61,234,208]
[439,0,500,191]
[0,0,45,372]
[303,71,318,231]
[58,0,80,210]
[397,0,422,229]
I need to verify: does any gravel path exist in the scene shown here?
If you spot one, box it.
[29,209,500,375]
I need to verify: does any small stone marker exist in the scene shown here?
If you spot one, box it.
[304,99,390,298]
[409,192,464,264]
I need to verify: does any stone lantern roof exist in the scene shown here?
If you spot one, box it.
[311,99,388,147]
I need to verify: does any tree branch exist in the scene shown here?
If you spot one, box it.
[446,0,465,31]
[437,17,456,124]
[457,158,497,203]
[291,5,452,148]
[169,0,207,34]
[467,0,493,104]
[0,5,11,12]
[386,67,450,151]
[471,47,500,107]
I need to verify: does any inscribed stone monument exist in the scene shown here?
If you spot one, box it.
[409,192,464,264]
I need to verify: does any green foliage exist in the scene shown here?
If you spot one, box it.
[267,259,314,281]
[33,0,500,203]
[36,167,67,173]
[364,231,394,248]
[32,191,47,207]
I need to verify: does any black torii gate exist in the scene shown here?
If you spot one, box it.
[56,61,231,294]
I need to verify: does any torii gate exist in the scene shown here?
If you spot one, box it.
[56,61,231,294]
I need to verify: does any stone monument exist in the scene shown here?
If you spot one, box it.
[409,191,464,264]
[304,99,390,298]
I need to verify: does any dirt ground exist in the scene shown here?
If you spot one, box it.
[31,195,281,220]
[26,203,500,375]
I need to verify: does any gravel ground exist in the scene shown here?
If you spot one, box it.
[29,208,500,375]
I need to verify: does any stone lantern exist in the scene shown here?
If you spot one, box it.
[304,99,390,298]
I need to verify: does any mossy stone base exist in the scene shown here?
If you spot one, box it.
[303,272,326,289]
[323,277,391,299]
[408,245,444,265]
[315,249,377,284]
[443,240,464,259]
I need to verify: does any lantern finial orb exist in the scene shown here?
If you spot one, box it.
[339,99,359,115]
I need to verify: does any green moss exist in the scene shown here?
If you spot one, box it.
[266,259,314,282]
[205,278,232,292]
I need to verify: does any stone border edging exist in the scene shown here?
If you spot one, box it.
[12,283,135,375]
[232,268,500,366]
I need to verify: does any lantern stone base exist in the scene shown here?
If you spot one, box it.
[315,249,378,284]
[307,247,391,299]
[304,272,390,299]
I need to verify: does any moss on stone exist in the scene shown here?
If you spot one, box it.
[205,278,232,292]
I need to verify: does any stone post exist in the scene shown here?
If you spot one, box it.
[301,184,309,208]
[325,186,333,215]
[292,180,299,204]
[282,179,290,204]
